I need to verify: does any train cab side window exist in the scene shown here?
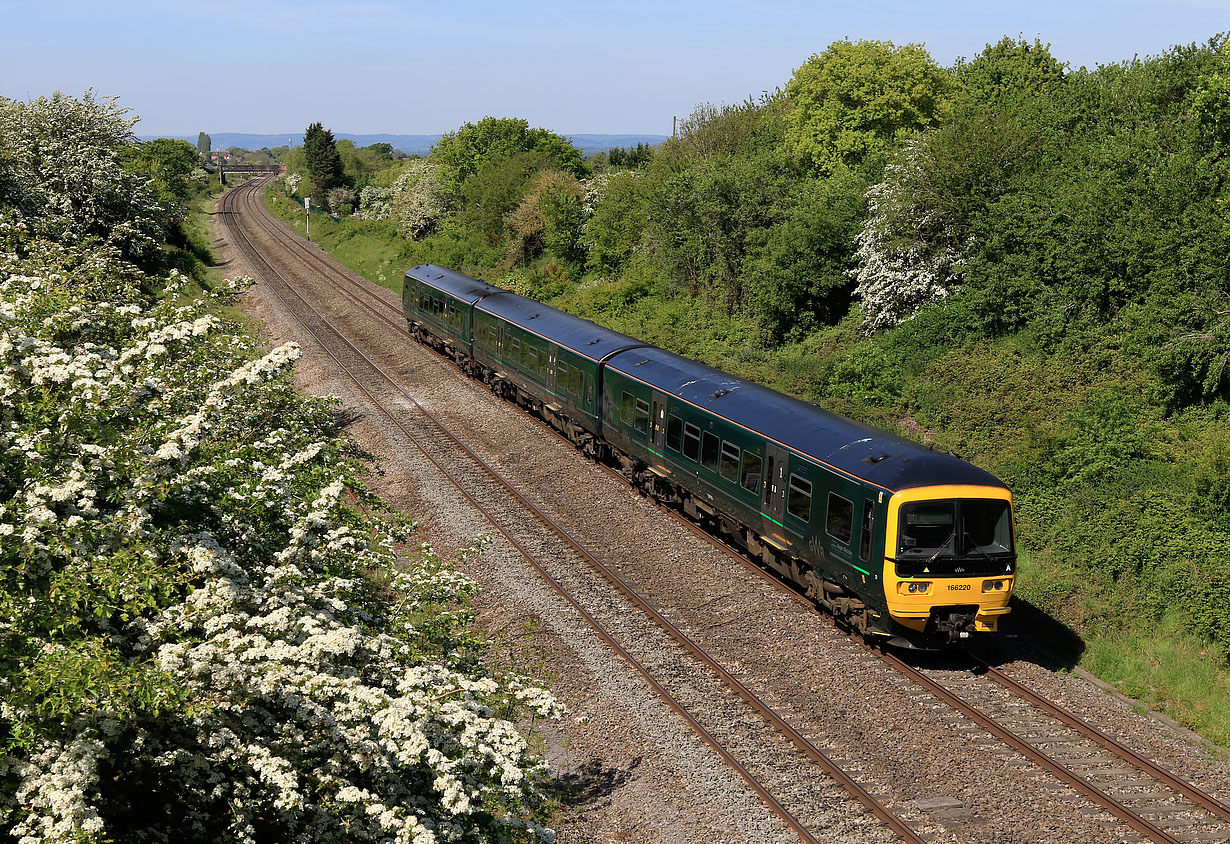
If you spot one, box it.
[620,391,635,425]
[666,414,683,451]
[787,475,812,522]
[701,432,719,471]
[859,498,874,561]
[683,423,701,461]
[740,451,762,493]
[634,398,651,434]
[826,493,854,544]
[720,441,740,483]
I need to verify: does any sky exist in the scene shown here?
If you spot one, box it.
[2,1,1227,138]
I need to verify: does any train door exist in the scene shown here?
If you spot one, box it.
[547,346,558,394]
[650,390,668,454]
[763,443,790,533]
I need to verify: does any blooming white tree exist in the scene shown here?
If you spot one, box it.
[0,97,561,843]
[375,160,451,238]
[851,134,970,331]
[0,91,163,263]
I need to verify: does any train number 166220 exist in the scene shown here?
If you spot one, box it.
[947,584,971,591]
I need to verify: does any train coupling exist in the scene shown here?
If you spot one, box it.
[932,607,979,643]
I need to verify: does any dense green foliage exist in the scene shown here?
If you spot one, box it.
[270,34,1230,741]
[303,121,345,200]
[2,93,559,843]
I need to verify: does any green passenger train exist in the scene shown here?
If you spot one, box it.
[404,264,1016,647]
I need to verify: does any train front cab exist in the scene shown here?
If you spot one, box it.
[882,484,1015,642]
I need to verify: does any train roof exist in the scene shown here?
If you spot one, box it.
[605,346,1003,494]
[406,264,504,304]
[476,290,647,363]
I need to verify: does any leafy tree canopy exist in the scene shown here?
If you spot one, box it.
[120,137,202,205]
[432,117,585,182]
[784,39,959,174]
[955,36,1067,106]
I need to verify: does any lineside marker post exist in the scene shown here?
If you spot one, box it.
[303,196,310,240]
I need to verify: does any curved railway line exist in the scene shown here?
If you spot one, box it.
[220,179,921,844]
[218,177,1230,844]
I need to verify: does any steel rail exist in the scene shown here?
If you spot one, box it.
[876,649,1187,844]
[970,653,1230,823]
[221,180,926,844]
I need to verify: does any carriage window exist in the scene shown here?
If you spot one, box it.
[720,441,740,483]
[569,365,583,396]
[634,398,650,434]
[558,361,571,392]
[740,451,762,493]
[826,493,854,544]
[701,432,719,471]
[787,475,812,522]
[859,498,874,561]
[620,391,635,425]
[540,353,548,377]
[586,376,593,404]
[527,346,539,372]
[683,423,701,461]
[508,338,521,360]
[666,414,683,451]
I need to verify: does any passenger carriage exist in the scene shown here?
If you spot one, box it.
[403,264,1016,647]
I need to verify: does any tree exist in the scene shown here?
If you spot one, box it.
[326,185,356,216]
[196,131,210,154]
[851,105,1045,331]
[303,121,345,199]
[743,168,867,340]
[121,138,203,205]
[505,169,586,265]
[954,36,1067,106]
[784,39,959,174]
[0,90,162,263]
[582,171,649,274]
[364,141,395,159]
[432,117,585,184]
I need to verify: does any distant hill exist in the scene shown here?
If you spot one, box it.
[141,132,670,158]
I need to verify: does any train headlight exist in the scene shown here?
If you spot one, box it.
[983,580,1006,592]
[900,582,931,595]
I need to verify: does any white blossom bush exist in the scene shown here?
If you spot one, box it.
[385,161,451,238]
[0,217,561,843]
[326,186,357,217]
[283,172,303,196]
[851,135,970,332]
[0,92,163,264]
[359,184,393,219]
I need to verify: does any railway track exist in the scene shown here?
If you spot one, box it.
[219,177,1230,844]
[219,179,923,844]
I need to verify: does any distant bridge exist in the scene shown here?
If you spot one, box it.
[218,164,284,184]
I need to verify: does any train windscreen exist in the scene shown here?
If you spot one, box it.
[895,499,1013,576]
